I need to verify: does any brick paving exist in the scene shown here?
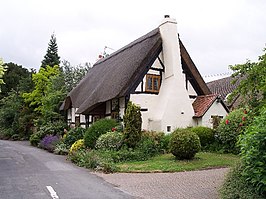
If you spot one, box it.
[95,168,229,199]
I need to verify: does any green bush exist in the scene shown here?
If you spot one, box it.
[220,162,264,199]
[160,133,172,153]
[54,141,69,155]
[169,128,201,160]
[29,131,47,146]
[68,149,118,173]
[239,106,266,195]
[84,118,117,149]
[135,131,165,157]
[11,134,20,141]
[216,108,249,154]
[95,131,123,151]
[190,126,214,149]
[123,101,142,148]
[64,127,86,147]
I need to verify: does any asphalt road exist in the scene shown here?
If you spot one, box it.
[0,140,134,199]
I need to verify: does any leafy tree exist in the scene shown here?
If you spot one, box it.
[41,34,60,69]
[229,48,266,112]
[0,58,6,90]
[0,62,32,98]
[61,60,91,92]
[22,65,61,114]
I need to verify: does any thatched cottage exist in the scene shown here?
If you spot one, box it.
[61,15,229,132]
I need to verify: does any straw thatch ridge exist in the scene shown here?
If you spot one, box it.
[62,28,162,114]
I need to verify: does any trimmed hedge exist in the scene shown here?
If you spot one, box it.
[84,119,117,149]
[169,128,201,160]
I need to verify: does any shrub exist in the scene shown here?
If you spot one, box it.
[190,126,214,149]
[70,139,85,154]
[64,127,86,147]
[160,133,172,153]
[239,106,266,195]
[135,131,165,157]
[216,108,249,154]
[84,118,117,149]
[29,130,47,146]
[220,162,264,199]
[169,128,201,160]
[54,141,69,155]
[11,134,20,141]
[68,149,118,173]
[123,101,142,148]
[95,131,123,151]
[39,135,60,152]
[100,148,148,163]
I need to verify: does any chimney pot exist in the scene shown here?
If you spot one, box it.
[164,15,170,18]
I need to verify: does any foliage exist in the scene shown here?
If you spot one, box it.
[190,126,215,149]
[54,141,69,155]
[135,131,166,158]
[22,65,61,113]
[169,128,201,160]
[216,108,249,154]
[61,60,91,92]
[41,33,60,69]
[0,62,32,99]
[0,58,6,89]
[64,127,86,147]
[29,122,65,146]
[239,105,266,195]
[229,48,266,112]
[29,131,47,146]
[0,91,22,131]
[84,118,117,149]
[220,162,264,199]
[70,139,85,154]
[123,101,142,148]
[95,131,123,151]
[39,135,60,152]
[160,133,172,153]
[68,149,117,173]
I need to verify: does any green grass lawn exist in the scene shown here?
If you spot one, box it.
[116,152,239,173]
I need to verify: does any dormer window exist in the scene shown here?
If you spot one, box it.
[146,74,161,93]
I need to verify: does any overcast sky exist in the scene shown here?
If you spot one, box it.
[1,0,265,81]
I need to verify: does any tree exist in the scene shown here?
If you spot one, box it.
[22,65,61,113]
[0,58,6,90]
[123,101,142,148]
[0,62,32,99]
[229,48,266,112]
[41,34,60,69]
[22,65,67,125]
[61,60,91,92]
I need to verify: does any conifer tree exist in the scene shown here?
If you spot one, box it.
[41,34,60,69]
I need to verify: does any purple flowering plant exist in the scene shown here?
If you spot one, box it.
[39,135,60,152]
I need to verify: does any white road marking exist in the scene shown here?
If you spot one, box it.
[46,186,59,199]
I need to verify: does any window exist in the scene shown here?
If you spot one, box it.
[145,74,161,93]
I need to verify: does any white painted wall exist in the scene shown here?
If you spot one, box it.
[195,101,228,128]
[131,16,196,133]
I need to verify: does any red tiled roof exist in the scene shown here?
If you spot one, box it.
[192,94,219,118]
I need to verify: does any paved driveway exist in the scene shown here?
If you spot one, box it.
[96,168,229,199]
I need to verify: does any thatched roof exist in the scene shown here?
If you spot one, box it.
[63,28,162,114]
[61,28,211,114]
